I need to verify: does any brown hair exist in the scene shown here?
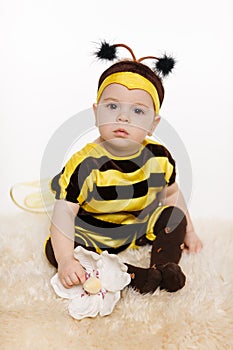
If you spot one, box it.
[97,60,165,107]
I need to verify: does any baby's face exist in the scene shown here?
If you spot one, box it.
[93,83,159,156]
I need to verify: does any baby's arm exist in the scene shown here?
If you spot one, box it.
[162,182,203,253]
[50,200,86,288]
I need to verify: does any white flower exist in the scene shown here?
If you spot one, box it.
[50,246,131,320]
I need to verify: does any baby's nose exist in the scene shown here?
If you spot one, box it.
[116,111,130,123]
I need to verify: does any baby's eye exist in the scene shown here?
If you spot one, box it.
[106,103,119,110]
[132,107,145,115]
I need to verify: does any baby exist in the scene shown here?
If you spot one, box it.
[45,41,203,294]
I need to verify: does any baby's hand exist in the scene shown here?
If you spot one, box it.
[184,230,203,253]
[58,257,86,289]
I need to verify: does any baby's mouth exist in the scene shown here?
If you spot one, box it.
[113,128,129,137]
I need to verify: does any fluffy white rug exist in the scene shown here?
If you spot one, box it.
[0,212,233,350]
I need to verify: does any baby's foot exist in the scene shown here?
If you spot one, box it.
[126,264,162,294]
[141,266,162,294]
[157,262,186,292]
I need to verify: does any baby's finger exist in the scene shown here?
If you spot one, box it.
[62,281,71,289]
[78,270,87,284]
[63,276,74,288]
[70,272,80,285]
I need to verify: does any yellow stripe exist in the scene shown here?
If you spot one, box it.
[75,225,129,250]
[97,72,160,114]
[82,187,161,218]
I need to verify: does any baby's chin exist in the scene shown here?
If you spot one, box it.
[99,138,143,157]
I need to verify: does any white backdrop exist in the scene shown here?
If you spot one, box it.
[1,0,233,219]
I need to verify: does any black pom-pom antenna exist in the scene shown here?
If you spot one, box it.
[94,40,176,77]
[95,41,117,61]
[155,54,176,77]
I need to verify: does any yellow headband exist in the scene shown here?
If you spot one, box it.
[97,72,160,114]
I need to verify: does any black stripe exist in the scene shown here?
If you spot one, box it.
[97,143,173,173]
[149,173,167,187]
[77,208,123,228]
[89,173,165,201]
[93,180,147,200]
[75,214,146,242]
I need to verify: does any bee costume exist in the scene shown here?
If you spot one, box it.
[15,41,188,294]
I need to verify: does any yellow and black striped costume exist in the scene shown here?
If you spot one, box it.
[51,138,176,253]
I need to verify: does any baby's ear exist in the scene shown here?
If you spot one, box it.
[148,115,160,136]
[93,103,98,126]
